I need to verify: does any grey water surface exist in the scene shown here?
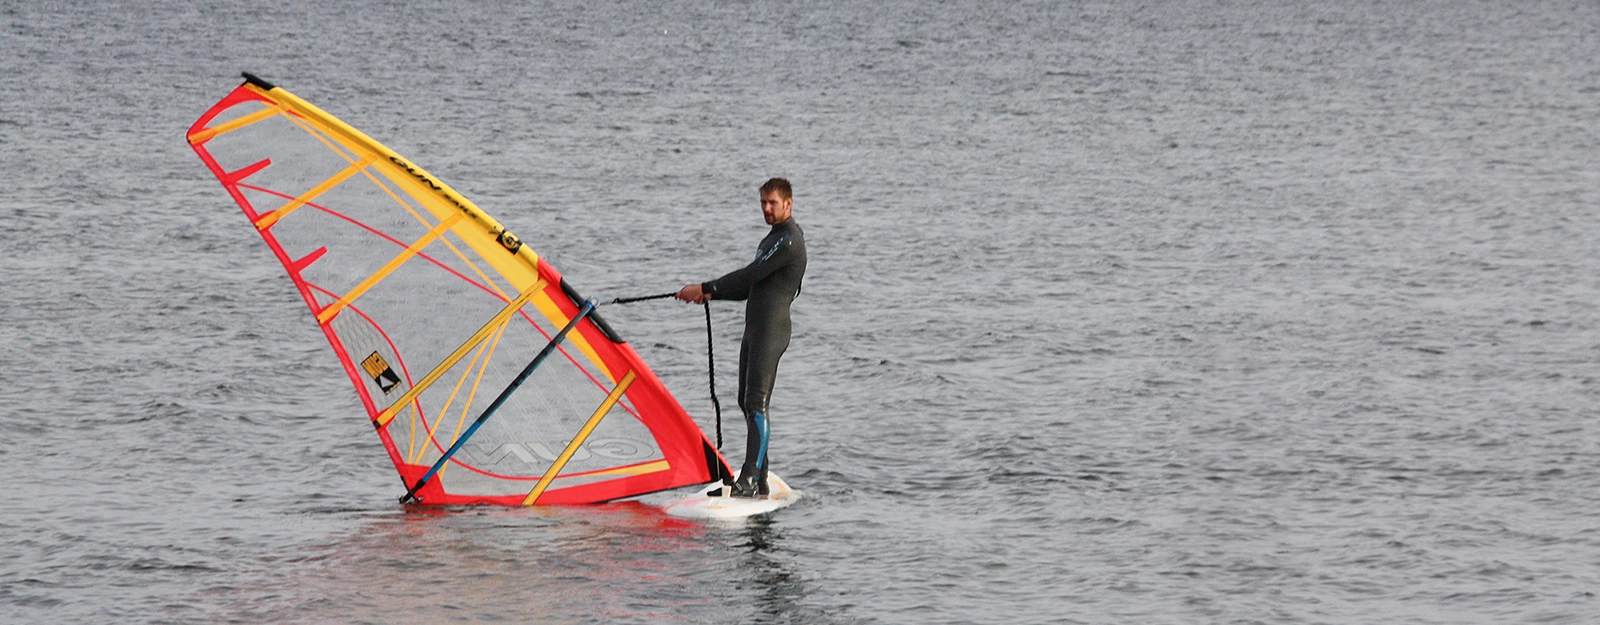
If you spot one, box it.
[3,1,1599,623]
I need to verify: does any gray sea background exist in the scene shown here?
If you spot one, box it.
[3,1,1599,623]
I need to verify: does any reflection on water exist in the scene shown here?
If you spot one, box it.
[734,517,829,625]
[212,503,840,625]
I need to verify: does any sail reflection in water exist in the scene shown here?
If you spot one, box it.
[207,506,839,624]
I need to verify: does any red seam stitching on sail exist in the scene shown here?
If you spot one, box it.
[304,281,426,421]
[185,85,272,138]
[191,139,407,478]
[511,305,646,423]
[190,122,385,434]
[302,280,507,482]
[448,457,674,483]
[195,142,381,424]
[305,283,416,382]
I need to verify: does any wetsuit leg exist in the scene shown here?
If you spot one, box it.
[735,317,790,494]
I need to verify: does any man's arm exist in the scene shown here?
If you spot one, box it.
[699,233,798,301]
[676,278,749,303]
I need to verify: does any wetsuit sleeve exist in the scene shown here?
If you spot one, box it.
[701,233,799,302]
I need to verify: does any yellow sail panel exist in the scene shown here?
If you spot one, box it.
[367,162,534,288]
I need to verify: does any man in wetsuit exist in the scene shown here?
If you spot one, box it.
[675,178,807,498]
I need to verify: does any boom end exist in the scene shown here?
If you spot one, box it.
[241,72,276,90]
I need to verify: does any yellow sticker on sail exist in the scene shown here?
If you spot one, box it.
[362,352,402,395]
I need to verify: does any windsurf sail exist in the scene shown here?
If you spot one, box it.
[187,73,731,505]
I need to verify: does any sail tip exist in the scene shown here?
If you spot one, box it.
[241,71,276,90]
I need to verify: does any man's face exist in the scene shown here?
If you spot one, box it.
[761,191,792,225]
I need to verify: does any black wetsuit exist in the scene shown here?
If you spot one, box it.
[702,218,806,492]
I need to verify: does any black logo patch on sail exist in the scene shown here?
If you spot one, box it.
[361,351,402,395]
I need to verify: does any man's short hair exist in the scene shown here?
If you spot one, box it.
[760,177,792,200]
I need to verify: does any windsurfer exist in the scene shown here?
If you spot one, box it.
[676,178,807,498]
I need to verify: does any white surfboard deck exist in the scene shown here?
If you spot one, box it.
[662,472,801,519]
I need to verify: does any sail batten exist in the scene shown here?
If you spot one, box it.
[315,211,467,323]
[376,279,548,428]
[190,75,731,505]
[256,154,380,230]
[525,371,638,506]
[187,104,282,144]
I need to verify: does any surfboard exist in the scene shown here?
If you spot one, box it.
[662,472,801,519]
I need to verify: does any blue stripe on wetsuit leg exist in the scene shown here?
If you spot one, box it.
[754,411,769,470]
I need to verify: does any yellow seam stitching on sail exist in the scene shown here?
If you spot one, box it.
[585,460,671,477]
[406,400,419,464]
[281,109,459,298]
[428,331,494,463]
[299,118,466,266]
[408,335,479,463]
[438,317,509,481]
[439,234,513,300]
[281,110,362,165]
[254,154,379,230]
[355,162,513,302]
[522,371,637,506]
[358,167,458,247]
[349,154,515,303]
[347,166,507,304]
[408,330,494,465]
[343,165,510,306]
[187,105,283,144]
[374,279,546,427]
[255,86,544,344]
[315,211,466,324]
